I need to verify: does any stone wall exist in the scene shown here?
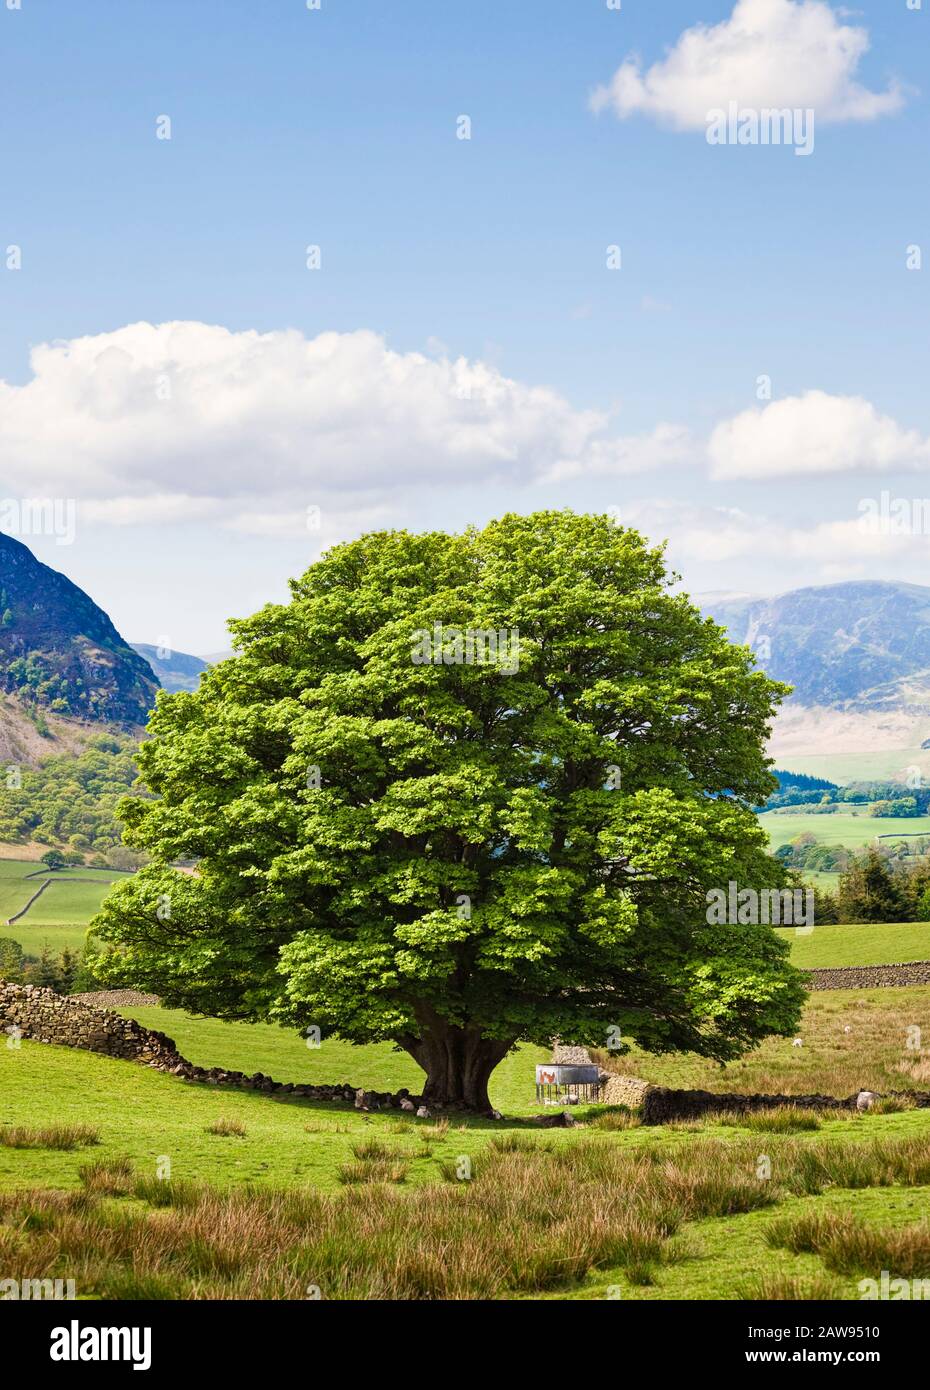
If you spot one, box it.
[0,982,418,1108]
[806,961,930,990]
[0,982,183,1067]
[641,1085,930,1123]
[600,1074,655,1109]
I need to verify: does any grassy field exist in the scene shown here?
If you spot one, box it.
[3,986,924,1198]
[800,868,841,889]
[786,921,930,969]
[774,748,930,786]
[3,858,930,1299]
[2,1018,929,1299]
[759,807,930,850]
[597,985,930,1096]
[0,857,122,955]
[123,1006,548,1115]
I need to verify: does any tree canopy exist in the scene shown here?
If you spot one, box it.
[94,512,805,1110]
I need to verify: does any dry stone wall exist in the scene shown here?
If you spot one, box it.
[0,982,183,1066]
[0,983,419,1108]
[806,962,930,990]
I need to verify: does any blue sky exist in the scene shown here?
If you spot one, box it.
[0,0,927,651]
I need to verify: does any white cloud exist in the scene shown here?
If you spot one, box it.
[626,499,930,592]
[536,423,693,483]
[708,391,930,480]
[591,0,903,129]
[0,321,686,528]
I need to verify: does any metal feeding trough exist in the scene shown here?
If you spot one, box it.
[535,1063,601,1104]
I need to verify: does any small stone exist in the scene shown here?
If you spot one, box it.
[399,1098,416,1111]
[416,1106,431,1119]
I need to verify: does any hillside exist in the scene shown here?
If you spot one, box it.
[701,582,930,778]
[0,695,105,768]
[130,643,209,694]
[0,534,158,725]
[702,581,930,710]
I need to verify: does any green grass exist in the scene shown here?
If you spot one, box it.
[1,1037,929,1299]
[0,857,49,922]
[800,868,841,889]
[0,857,121,955]
[786,921,930,969]
[2,990,926,1199]
[759,808,930,851]
[598,985,930,1097]
[3,921,89,955]
[775,749,930,786]
[121,1005,548,1116]
[0,1036,566,1195]
[22,877,118,925]
[3,996,930,1300]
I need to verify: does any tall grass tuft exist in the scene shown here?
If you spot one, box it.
[0,1124,100,1150]
[79,1156,135,1196]
[206,1117,247,1137]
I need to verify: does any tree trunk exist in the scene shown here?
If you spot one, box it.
[398,1008,515,1113]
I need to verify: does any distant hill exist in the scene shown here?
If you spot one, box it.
[130,644,210,694]
[701,581,930,711]
[700,581,930,776]
[0,534,158,726]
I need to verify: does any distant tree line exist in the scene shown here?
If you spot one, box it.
[790,848,930,925]
[763,772,930,815]
[0,938,88,992]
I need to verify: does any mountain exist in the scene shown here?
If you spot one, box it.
[700,581,930,710]
[131,644,210,694]
[0,533,158,726]
[700,581,930,773]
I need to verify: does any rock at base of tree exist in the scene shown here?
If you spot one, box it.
[416,1105,431,1118]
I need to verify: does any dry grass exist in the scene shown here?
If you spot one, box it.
[596,986,930,1097]
[871,1095,917,1115]
[78,1156,135,1196]
[337,1160,409,1185]
[767,1209,930,1279]
[206,1117,247,1137]
[0,1124,99,1151]
[2,1131,929,1299]
[350,1138,408,1161]
[418,1121,449,1143]
[897,1056,930,1084]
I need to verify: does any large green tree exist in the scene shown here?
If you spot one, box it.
[94,512,805,1111]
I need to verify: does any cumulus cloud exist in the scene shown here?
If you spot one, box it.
[0,321,687,530]
[708,391,930,480]
[590,0,903,129]
[626,500,930,593]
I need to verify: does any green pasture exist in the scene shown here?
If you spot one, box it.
[786,921,930,969]
[0,857,120,955]
[759,807,930,850]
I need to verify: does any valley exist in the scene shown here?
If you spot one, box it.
[2,540,930,1308]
